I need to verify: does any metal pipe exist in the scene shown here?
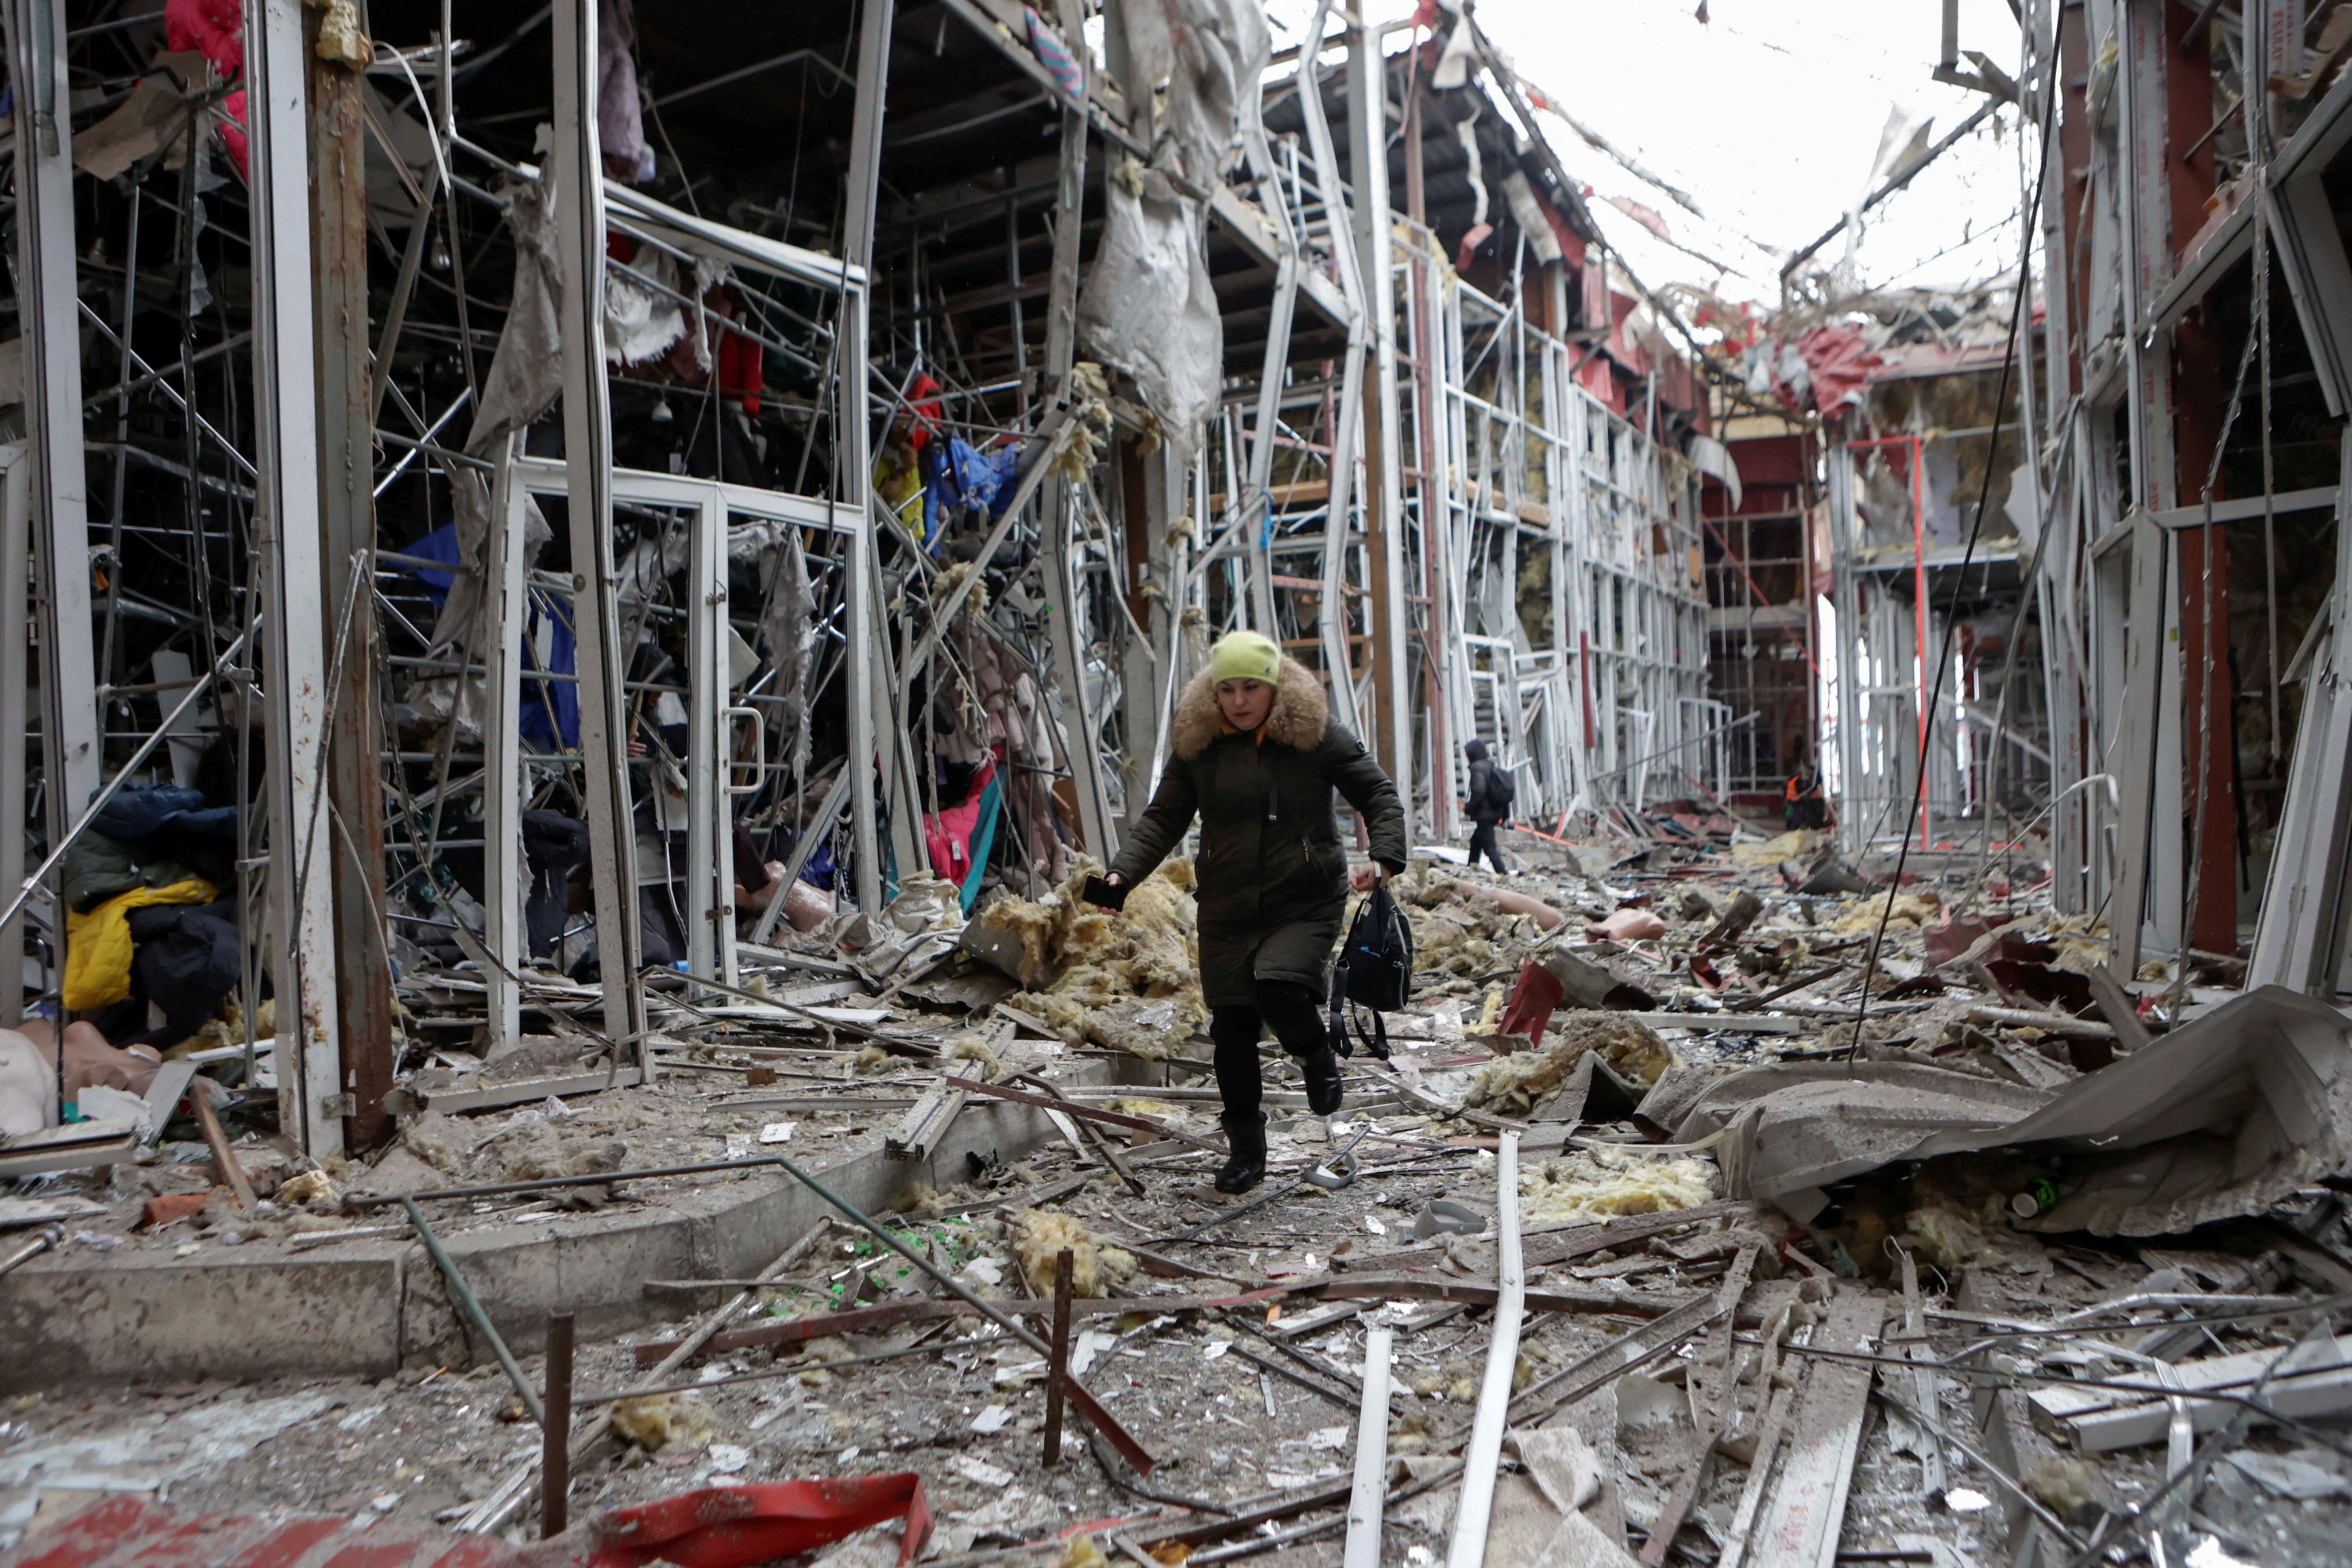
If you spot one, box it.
[762,1148,1157,1474]
[541,1312,573,1536]
[74,302,259,479]
[0,1227,59,1276]
[400,1196,544,1424]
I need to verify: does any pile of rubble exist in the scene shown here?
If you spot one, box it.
[2,809,2349,1568]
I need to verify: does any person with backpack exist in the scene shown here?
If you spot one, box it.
[1462,739,1514,874]
[1100,630,1407,1194]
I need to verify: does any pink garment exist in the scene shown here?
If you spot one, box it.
[165,0,246,177]
[598,0,652,181]
[166,0,241,74]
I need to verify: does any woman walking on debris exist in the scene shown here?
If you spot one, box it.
[1102,631,1407,1195]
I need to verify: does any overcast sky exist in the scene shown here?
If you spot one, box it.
[1268,0,2033,317]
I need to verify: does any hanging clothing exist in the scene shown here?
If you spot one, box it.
[65,879,218,1012]
[922,757,999,891]
[124,899,241,1049]
[522,811,592,957]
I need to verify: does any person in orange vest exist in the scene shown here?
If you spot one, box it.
[1785,751,1826,831]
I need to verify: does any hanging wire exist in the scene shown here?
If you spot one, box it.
[1846,30,2062,1056]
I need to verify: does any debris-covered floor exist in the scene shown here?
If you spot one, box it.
[8,816,2352,1568]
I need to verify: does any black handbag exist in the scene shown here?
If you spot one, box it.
[1328,882,1413,1060]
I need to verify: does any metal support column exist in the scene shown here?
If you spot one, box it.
[0,447,29,1024]
[1116,441,1168,837]
[839,0,894,911]
[480,449,526,1048]
[1040,0,1116,862]
[310,26,393,1145]
[1351,13,1412,795]
[247,0,345,1156]
[3,0,101,902]
[1826,435,1867,855]
[686,490,726,982]
[551,0,648,1048]
[1295,14,1368,738]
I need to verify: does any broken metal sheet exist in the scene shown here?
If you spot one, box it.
[1667,1061,2049,1223]
[1676,986,2352,1237]
[1907,984,2352,1235]
[74,61,206,181]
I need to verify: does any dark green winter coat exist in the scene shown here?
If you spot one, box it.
[1109,655,1408,1005]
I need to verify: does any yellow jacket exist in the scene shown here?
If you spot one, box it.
[64,878,218,1011]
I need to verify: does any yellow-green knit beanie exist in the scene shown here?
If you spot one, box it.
[1207,630,1281,685]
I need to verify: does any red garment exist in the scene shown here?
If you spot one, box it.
[921,756,996,887]
[216,91,247,177]
[716,324,762,416]
[657,284,766,415]
[905,373,944,453]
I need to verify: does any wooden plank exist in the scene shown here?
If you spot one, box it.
[2083,965,2155,1051]
[1745,1291,1886,1568]
[1717,1385,1797,1568]
[190,1084,257,1212]
[1350,1198,1764,1276]
[0,1122,140,1177]
[1275,1300,1366,1339]
[1896,1249,1945,1496]
[947,1075,1221,1150]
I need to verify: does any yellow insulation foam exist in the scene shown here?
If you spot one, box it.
[1729,829,1822,868]
[982,860,1204,1056]
[1010,1207,1137,1297]
[1517,1144,1717,1225]
[609,1391,713,1451]
[1831,889,1942,933]
[1465,1011,1677,1112]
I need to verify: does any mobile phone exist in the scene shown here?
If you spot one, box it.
[1082,874,1130,911]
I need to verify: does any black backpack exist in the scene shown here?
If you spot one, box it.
[1328,883,1414,1060]
[1492,768,1516,809]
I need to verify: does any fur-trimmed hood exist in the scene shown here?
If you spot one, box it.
[1169,654,1328,759]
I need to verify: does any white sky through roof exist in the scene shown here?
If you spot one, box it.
[1267,0,2033,316]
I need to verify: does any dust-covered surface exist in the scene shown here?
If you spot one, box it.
[7,813,2352,1568]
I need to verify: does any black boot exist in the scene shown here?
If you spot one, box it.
[1295,1046,1345,1115]
[1215,1110,1267,1194]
